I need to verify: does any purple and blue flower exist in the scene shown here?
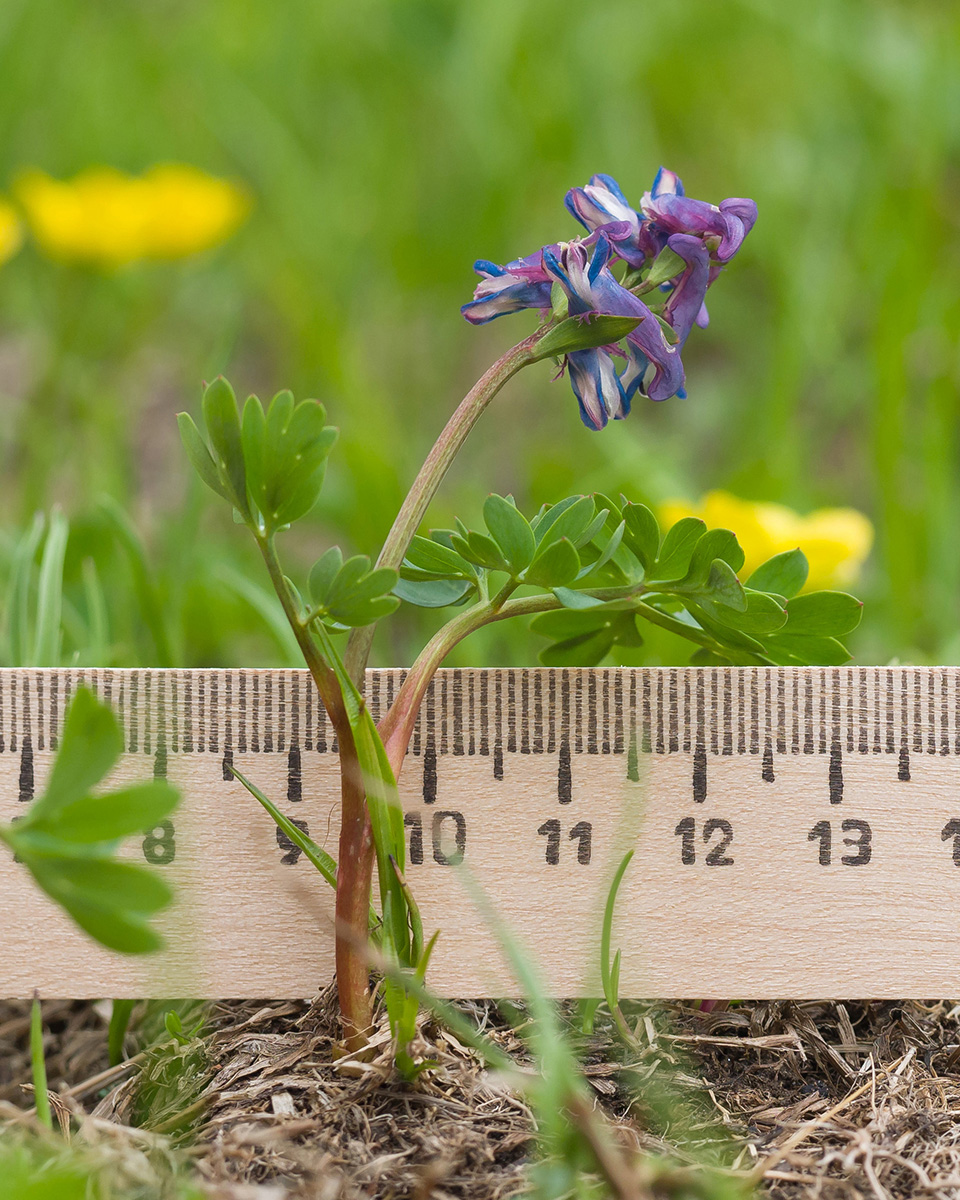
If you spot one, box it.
[460,250,554,325]
[461,167,756,430]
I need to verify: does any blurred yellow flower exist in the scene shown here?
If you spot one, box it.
[659,490,873,591]
[14,164,249,268]
[0,198,23,264]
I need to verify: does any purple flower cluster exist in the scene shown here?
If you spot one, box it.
[462,169,757,431]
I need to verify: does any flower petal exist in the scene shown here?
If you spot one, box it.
[642,191,751,262]
[662,233,711,346]
[567,348,629,430]
[564,175,649,268]
[720,197,758,237]
[461,251,553,323]
[650,167,684,198]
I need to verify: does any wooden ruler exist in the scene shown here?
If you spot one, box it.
[1,666,959,999]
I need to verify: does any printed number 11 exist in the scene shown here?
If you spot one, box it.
[537,819,592,865]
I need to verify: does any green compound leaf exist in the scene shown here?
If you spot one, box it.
[532,313,641,360]
[308,549,399,627]
[201,376,250,521]
[524,537,581,588]
[642,246,687,289]
[30,888,167,955]
[308,546,344,602]
[483,494,536,576]
[682,528,745,584]
[650,517,706,581]
[715,590,788,636]
[746,548,809,599]
[763,633,851,667]
[578,520,625,580]
[178,412,229,502]
[552,587,605,610]
[21,782,178,846]
[703,559,748,612]
[325,554,371,602]
[242,390,338,532]
[28,686,123,824]
[540,628,615,667]
[2,688,180,955]
[449,530,508,572]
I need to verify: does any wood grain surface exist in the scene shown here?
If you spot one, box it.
[1,667,958,999]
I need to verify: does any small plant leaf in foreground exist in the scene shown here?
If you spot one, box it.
[0,688,179,954]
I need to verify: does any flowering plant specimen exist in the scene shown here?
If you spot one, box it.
[180,167,862,1053]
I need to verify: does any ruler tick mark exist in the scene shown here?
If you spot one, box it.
[18,738,33,803]
[829,743,844,803]
[558,740,572,804]
[287,747,302,802]
[693,740,707,803]
[423,743,438,804]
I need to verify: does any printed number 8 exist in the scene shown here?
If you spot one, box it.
[142,820,176,865]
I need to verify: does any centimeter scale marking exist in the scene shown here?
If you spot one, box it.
[1,667,959,998]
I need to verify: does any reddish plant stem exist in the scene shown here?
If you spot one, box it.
[334,745,375,1049]
[379,591,569,779]
[258,536,374,1049]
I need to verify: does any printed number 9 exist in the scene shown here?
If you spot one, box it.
[142,820,176,865]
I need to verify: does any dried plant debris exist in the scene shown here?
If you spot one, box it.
[192,990,533,1199]
[0,998,114,1106]
[672,998,960,1198]
[4,995,960,1197]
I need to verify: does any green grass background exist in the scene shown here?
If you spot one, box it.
[1,0,958,670]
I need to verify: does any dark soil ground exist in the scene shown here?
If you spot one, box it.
[3,993,960,1198]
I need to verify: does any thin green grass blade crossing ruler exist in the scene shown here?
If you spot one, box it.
[0,667,956,999]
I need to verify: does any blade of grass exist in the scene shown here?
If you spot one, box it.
[82,557,110,665]
[97,496,175,667]
[601,850,638,1048]
[108,998,136,1066]
[30,995,51,1130]
[5,513,45,666]
[31,507,69,666]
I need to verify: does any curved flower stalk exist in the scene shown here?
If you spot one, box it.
[463,166,757,429]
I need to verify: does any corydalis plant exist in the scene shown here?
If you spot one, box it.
[462,167,757,429]
[179,167,855,1059]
